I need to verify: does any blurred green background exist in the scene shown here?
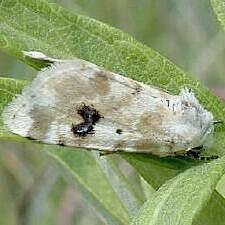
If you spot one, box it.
[1,0,225,224]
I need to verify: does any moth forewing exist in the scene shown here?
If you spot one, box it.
[3,51,215,158]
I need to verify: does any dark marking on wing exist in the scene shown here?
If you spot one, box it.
[72,122,94,136]
[28,106,54,140]
[166,99,170,107]
[58,139,65,146]
[72,104,102,137]
[77,104,101,124]
[92,70,110,95]
[131,84,142,95]
[116,129,123,134]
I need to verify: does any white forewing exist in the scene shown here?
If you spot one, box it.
[3,51,214,156]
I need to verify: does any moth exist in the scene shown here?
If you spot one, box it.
[3,51,217,160]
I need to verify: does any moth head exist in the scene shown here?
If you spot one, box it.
[179,88,214,149]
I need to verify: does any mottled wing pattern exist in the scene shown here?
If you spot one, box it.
[3,53,214,156]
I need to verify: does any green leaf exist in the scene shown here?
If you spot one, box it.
[211,0,225,29]
[132,156,225,225]
[46,147,143,224]
[122,153,196,189]
[0,77,28,139]
[193,190,225,225]
[0,0,225,223]
[123,152,225,225]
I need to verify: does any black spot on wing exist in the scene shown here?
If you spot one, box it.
[77,104,101,124]
[72,122,94,136]
[116,129,123,134]
[72,104,102,137]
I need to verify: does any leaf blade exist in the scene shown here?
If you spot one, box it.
[132,157,225,225]
[211,0,225,29]
[1,2,225,223]
[46,147,131,225]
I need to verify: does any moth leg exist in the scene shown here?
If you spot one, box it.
[22,51,63,63]
[197,155,218,161]
[190,145,206,153]
[186,146,218,161]
[213,121,223,125]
